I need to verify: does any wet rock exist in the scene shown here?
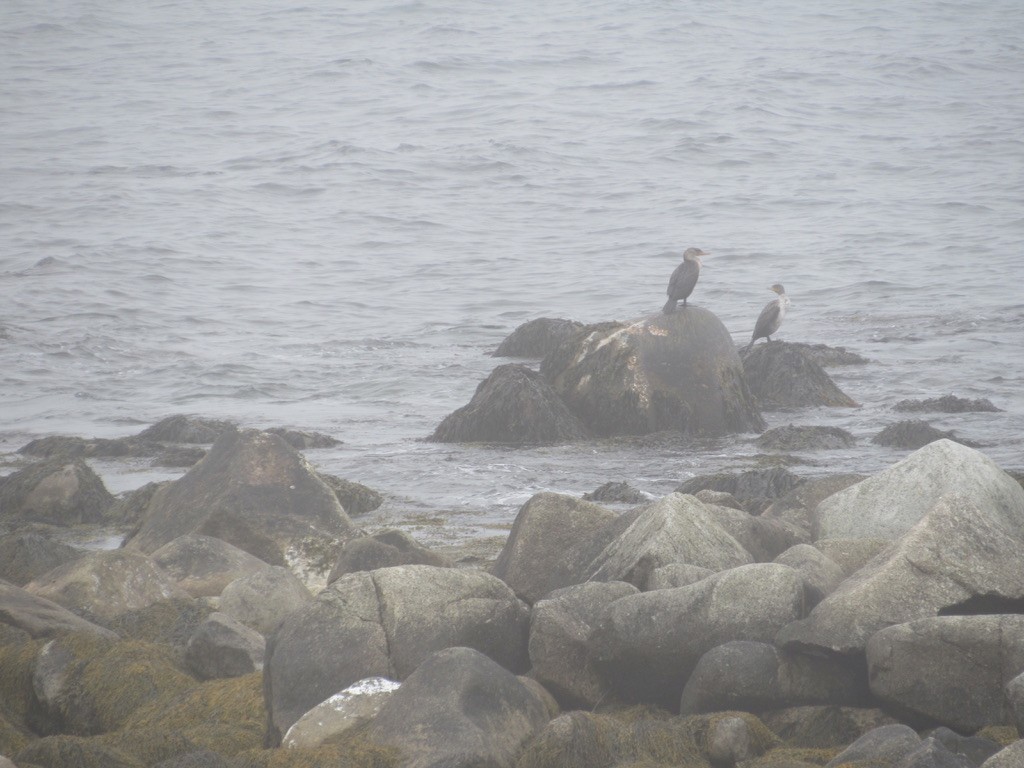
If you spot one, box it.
[367,646,550,768]
[492,492,619,603]
[646,563,714,590]
[894,395,1002,413]
[492,317,584,358]
[282,676,400,749]
[756,424,856,451]
[0,580,117,639]
[867,615,1024,732]
[185,612,265,680]
[328,529,452,583]
[983,740,1024,768]
[136,415,235,443]
[814,439,1023,541]
[679,640,866,715]
[107,481,166,526]
[591,563,805,708]
[0,532,83,586]
[264,564,529,741]
[762,473,865,540]
[676,467,805,514]
[788,342,870,367]
[152,446,206,467]
[318,473,383,515]
[528,581,638,709]
[741,341,858,409]
[759,706,899,749]
[582,481,652,504]
[777,493,1024,657]
[25,549,190,622]
[219,565,311,636]
[824,724,922,767]
[151,534,273,598]
[773,544,845,607]
[585,493,752,588]
[541,310,765,437]
[17,434,158,459]
[266,426,341,449]
[872,419,979,449]
[430,363,589,444]
[0,458,114,526]
[124,426,353,557]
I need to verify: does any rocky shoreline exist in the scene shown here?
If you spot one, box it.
[1,317,1022,768]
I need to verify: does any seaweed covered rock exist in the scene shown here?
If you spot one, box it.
[366,647,551,768]
[872,419,979,449]
[676,467,805,515]
[137,415,235,443]
[756,425,856,452]
[14,734,141,768]
[327,529,452,584]
[318,473,383,515]
[124,427,353,557]
[266,427,341,449]
[491,492,619,604]
[741,342,858,409]
[152,535,274,598]
[429,363,588,445]
[759,706,899,749]
[0,458,114,525]
[0,532,83,586]
[894,395,1001,413]
[541,310,765,437]
[492,317,584,358]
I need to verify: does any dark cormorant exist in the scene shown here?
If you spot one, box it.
[662,247,706,313]
[746,283,789,350]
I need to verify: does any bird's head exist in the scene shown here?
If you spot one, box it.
[683,247,707,265]
[769,283,785,295]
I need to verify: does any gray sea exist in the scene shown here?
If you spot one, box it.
[2,0,1023,545]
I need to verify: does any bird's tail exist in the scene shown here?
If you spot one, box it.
[662,298,676,314]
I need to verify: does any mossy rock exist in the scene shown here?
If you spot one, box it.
[14,734,143,768]
[95,728,202,765]
[108,597,215,646]
[61,640,196,734]
[737,746,839,767]
[126,671,264,755]
[0,707,35,756]
[0,636,46,728]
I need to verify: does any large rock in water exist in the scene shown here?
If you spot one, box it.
[429,363,589,445]
[125,427,353,557]
[741,342,858,409]
[0,457,114,525]
[540,310,765,437]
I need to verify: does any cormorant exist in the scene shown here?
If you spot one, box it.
[662,247,706,313]
[746,283,789,350]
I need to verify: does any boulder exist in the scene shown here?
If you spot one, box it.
[867,615,1024,732]
[0,580,117,639]
[741,342,858,409]
[872,419,979,449]
[0,458,114,525]
[14,735,140,768]
[107,481,166,526]
[812,537,889,577]
[282,676,400,749]
[185,612,266,680]
[327,529,452,584]
[676,467,804,514]
[759,706,899,749]
[152,446,206,467]
[219,566,312,636]
[264,565,529,741]
[927,727,1003,767]
[528,581,638,709]
[540,310,765,437]
[430,363,589,445]
[492,317,584,358]
[151,535,273,597]
[694,489,746,511]
[17,434,158,459]
[367,647,550,768]
[983,741,1024,768]
[585,493,752,588]
[582,481,652,505]
[646,563,714,591]
[756,425,856,452]
[318,473,383,515]
[703,503,802,562]
[678,640,866,715]
[762,473,864,540]
[894,395,1001,413]
[0,532,83,586]
[591,563,805,708]
[814,440,1024,541]
[25,550,190,622]
[266,427,341,449]
[136,415,235,443]
[778,493,1024,657]
[150,749,230,768]
[894,737,975,768]
[773,544,845,607]
[124,427,353,556]
[706,715,763,766]
[491,492,619,603]
[823,724,922,767]
[1009,672,1024,736]
[787,342,869,367]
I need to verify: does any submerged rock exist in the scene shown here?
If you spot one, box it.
[430,363,589,445]
[492,317,584,358]
[872,419,979,449]
[756,424,856,451]
[541,309,765,437]
[741,341,858,409]
[894,394,1002,413]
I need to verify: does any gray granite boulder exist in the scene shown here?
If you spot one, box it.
[814,439,1024,541]
[219,565,312,636]
[184,612,265,680]
[679,640,866,715]
[867,615,1024,732]
[25,549,189,621]
[491,492,619,603]
[762,473,865,538]
[676,467,804,514]
[0,457,114,525]
[151,534,273,597]
[540,310,765,437]
[703,502,802,562]
[264,565,529,742]
[282,676,400,749]
[585,493,752,588]
[824,724,922,767]
[327,529,453,583]
[777,493,1024,657]
[124,426,353,556]
[812,537,890,577]
[591,563,805,708]
[646,563,714,591]
[983,741,1024,768]
[773,544,845,607]
[0,580,117,639]
[367,647,551,768]
[528,581,638,709]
